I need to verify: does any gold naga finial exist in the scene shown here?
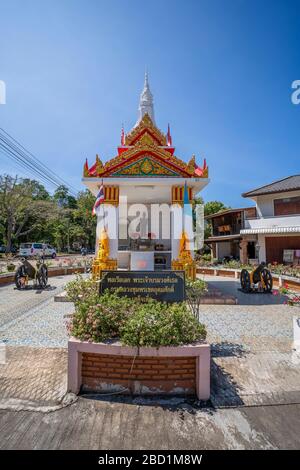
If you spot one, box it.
[83,158,89,177]
[96,154,104,175]
[202,166,209,178]
[187,155,196,175]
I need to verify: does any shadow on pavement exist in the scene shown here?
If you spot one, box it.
[210,341,248,407]
[206,278,288,306]
[210,359,245,407]
[80,392,214,413]
[211,341,248,358]
[12,285,57,293]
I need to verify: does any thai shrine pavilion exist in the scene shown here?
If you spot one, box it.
[82,74,210,279]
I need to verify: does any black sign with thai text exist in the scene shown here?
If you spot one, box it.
[100,270,185,303]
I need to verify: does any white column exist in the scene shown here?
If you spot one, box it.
[257,234,266,263]
[171,204,183,260]
[184,204,195,258]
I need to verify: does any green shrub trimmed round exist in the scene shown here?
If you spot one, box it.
[68,290,137,343]
[67,276,207,347]
[121,299,206,347]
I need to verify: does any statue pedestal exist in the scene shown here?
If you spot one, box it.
[92,258,117,281]
[172,259,196,280]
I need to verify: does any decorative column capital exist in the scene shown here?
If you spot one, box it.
[171,186,193,205]
[104,186,119,206]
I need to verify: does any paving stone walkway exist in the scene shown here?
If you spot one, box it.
[0,275,74,347]
[0,274,297,352]
[0,346,69,410]
[198,274,295,353]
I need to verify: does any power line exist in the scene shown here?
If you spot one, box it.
[0,128,80,194]
[0,148,56,186]
[0,130,78,196]
[0,128,80,196]
[0,141,67,191]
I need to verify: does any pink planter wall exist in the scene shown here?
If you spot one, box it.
[68,338,211,400]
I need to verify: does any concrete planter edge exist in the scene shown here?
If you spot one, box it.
[67,337,211,401]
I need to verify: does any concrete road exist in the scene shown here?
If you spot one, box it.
[0,398,299,449]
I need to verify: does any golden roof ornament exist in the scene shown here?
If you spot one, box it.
[95,154,104,175]
[125,113,167,146]
[187,155,196,175]
[83,159,89,177]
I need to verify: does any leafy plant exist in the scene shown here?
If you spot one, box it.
[67,276,207,346]
[66,275,98,307]
[121,299,206,347]
[277,282,300,306]
[68,289,137,342]
[185,278,207,321]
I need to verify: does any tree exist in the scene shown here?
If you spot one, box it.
[22,179,50,200]
[0,175,57,251]
[204,200,230,242]
[204,200,229,216]
[73,190,97,248]
[53,185,77,209]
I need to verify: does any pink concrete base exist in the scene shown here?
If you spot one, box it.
[68,338,211,401]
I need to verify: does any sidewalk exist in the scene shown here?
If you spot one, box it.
[0,346,70,411]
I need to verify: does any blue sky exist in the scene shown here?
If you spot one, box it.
[0,0,299,206]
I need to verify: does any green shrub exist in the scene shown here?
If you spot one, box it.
[67,276,207,347]
[121,299,206,347]
[66,275,98,305]
[68,290,137,342]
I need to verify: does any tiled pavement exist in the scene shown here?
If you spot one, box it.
[0,276,74,409]
[0,346,69,410]
[0,274,296,352]
[0,276,74,347]
[198,274,295,352]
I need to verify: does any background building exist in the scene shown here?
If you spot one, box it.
[241,175,300,264]
[205,207,257,262]
[206,175,300,265]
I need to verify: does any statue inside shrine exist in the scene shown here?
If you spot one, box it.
[178,231,193,263]
[97,228,109,262]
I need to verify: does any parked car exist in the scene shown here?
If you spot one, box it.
[19,243,57,258]
[0,245,18,254]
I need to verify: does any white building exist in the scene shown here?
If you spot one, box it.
[240,175,300,264]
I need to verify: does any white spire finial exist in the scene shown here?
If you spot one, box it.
[135,72,156,126]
